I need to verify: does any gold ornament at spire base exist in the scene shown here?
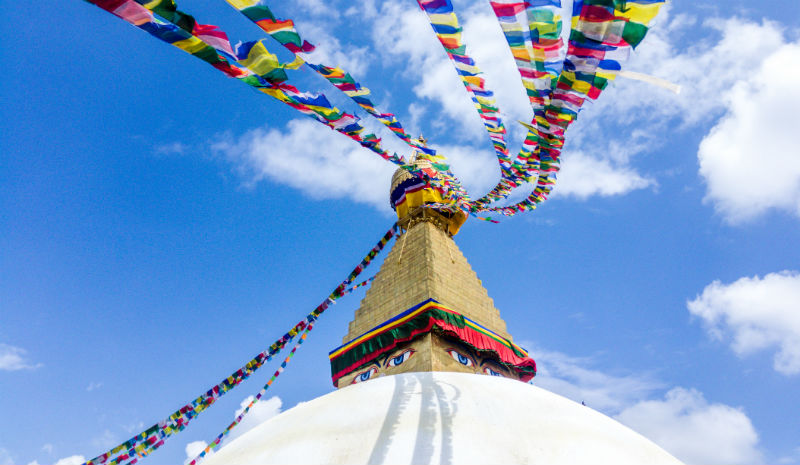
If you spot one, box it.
[389,158,467,236]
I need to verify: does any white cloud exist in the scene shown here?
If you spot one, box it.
[185,395,282,462]
[555,151,654,199]
[531,348,662,412]
[425,140,649,204]
[184,440,210,465]
[53,456,86,465]
[371,3,527,142]
[295,0,333,18]
[697,43,800,223]
[213,119,396,211]
[432,142,497,196]
[155,141,187,156]
[220,7,799,214]
[0,448,13,465]
[688,271,800,375]
[777,447,800,464]
[587,14,800,222]
[123,421,145,434]
[228,395,282,442]
[0,343,42,371]
[344,0,378,20]
[616,388,762,465]
[598,14,789,126]
[369,2,657,203]
[459,4,534,129]
[86,381,103,392]
[90,430,119,452]
[299,25,368,77]
[531,347,763,464]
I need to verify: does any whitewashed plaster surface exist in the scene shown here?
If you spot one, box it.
[202,372,684,465]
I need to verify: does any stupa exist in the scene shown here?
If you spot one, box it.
[201,158,685,465]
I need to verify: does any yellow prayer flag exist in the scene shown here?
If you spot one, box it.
[238,41,280,76]
[428,13,459,28]
[172,36,208,55]
[615,2,662,24]
[225,0,260,9]
[511,48,531,61]
[285,55,305,70]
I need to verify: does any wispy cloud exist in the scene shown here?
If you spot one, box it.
[555,150,654,199]
[183,395,282,463]
[228,395,282,442]
[697,43,800,223]
[86,381,103,392]
[593,13,790,127]
[369,2,659,202]
[617,388,762,465]
[213,119,396,211]
[531,346,763,465]
[196,6,799,217]
[90,430,119,452]
[0,448,14,465]
[588,13,800,222]
[531,347,663,412]
[371,2,525,142]
[299,24,368,76]
[53,456,86,465]
[776,447,800,465]
[0,343,42,371]
[688,270,800,375]
[154,141,188,156]
[184,441,210,465]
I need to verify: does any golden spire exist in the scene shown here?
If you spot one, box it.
[327,172,532,388]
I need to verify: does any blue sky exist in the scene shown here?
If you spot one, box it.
[1,1,799,464]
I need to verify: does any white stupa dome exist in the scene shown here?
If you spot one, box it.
[202,372,684,465]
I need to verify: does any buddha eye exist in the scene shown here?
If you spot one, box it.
[387,349,415,367]
[484,367,503,377]
[351,366,378,384]
[446,349,474,367]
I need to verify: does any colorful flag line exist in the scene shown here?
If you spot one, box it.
[476,0,664,218]
[187,322,314,465]
[417,0,513,175]
[82,225,398,465]
[469,0,564,210]
[221,0,472,205]
[85,0,407,167]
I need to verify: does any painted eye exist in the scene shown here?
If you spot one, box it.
[446,349,474,367]
[484,367,503,377]
[352,367,378,384]
[387,349,415,367]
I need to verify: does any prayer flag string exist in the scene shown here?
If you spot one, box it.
[416,0,513,174]
[469,0,564,210]
[82,225,397,465]
[186,322,314,465]
[221,0,471,204]
[468,0,664,218]
[84,0,406,166]
[221,0,422,152]
[85,0,665,222]
[340,277,375,296]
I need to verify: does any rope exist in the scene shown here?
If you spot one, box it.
[397,229,410,264]
[84,224,397,465]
